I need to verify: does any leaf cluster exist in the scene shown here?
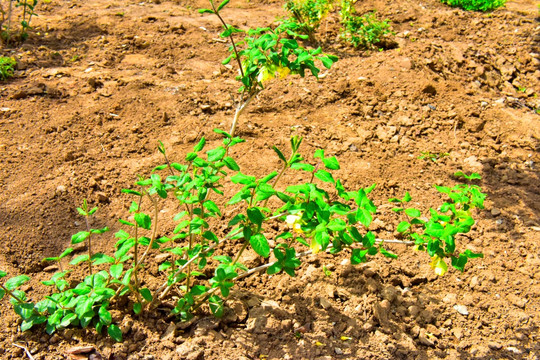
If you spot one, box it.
[440,0,506,12]
[340,6,393,49]
[0,56,16,80]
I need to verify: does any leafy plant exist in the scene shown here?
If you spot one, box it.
[199,0,338,136]
[4,134,486,341]
[1,0,43,44]
[418,151,449,162]
[439,0,506,11]
[390,172,486,276]
[340,1,392,49]
[0,56,16,80]
[282,0,335,41]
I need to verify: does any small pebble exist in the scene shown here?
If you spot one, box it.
[453,304,469,316]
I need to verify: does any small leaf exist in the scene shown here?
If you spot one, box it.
[70,254,90,265]
[314,169,335,183]
[404,208,422,218]
[208,295,224,317]
[216,0,230,11]
[5,275,30,291]
[396,221,411,233]
[139,288,153,302]
[193,137,206,152]
[134,213,152,230]
[272,146,287,163]
[223,156,240,171]
[250,233,270,258]
[322,156,340,170]
[71,231,90,244]
[133,302,142,314]
[108,324,123,342]
[110,264,123,279]
[198,8,214,14]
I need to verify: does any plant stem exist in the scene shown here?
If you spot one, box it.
[136,196,160,266]
[210,0,244,79]
[0,284,28,304]
[84,216,93,275]
[229,92,257,137]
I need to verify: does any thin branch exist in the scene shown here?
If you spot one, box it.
[12,343,35,360]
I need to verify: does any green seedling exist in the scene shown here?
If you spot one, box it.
[282,0,335,42]
[418,151,449,162]
[392,173,486,275]
[200,0,338,136]
[0,56,16,80]
[440,0,506,11]
[340,2,393,49]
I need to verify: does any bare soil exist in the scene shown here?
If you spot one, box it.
[0,0,539,359]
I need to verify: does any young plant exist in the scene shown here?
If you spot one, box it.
[199,0,338,136]
[418,151,449,162]
[0,56,16,80]
[1,0,41,44]
[340,0,392,49]
[283,0,335,42]
[5,133,486,341]
[439,0,506,12]
[390,172,486,276]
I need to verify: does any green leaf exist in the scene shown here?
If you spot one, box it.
[250,233,270,258]
[396,221,410,233]
[14,303,34,319]
[204,200,221,216]
[216,0,230,11]
[214,128,231,138]
[291,162,315,172]
[0,288,5,300]
[60,313,77,328]
[247,208,264,227]
[451,255,468,272]
[463,249,484,259]
[119,219,135,227]
[356,208,373,228]
[231,172,256,185]
[321,56,335,69]
[133,302,142,314]
[272,146,287,163]
[71,231,90,244]
[207,146,226,162]
[223,156,240,171]
[139,288,153,302]
[108,324,123,342]
[404,208,421,218]
[0,270,6,278]
[92,253,115,265]
[198,8,214,14]
[110,264,123,279]
[5,275,30,291]
[193,137,206,152]
[379,246,398,259]
[314,169,335,183]
[70,254,90,265]
[208,295,224,317]
[323,156,340,170]
[134,213,152,230]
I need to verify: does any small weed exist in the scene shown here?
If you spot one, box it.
[440,0,506,12]
[418,151,449,162]
[283,0,334,41]
[0,56,16,80]
[340,2,392,49]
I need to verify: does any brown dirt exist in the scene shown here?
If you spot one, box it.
[1,0,539,359]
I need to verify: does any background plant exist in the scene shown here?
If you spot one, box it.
[199,0,338,136]
[439,0,506,12]
[282,0,335,42]
[2,131,486,341]
[1,0,43,44]
[0,56,16,80]
[340,1,392,49]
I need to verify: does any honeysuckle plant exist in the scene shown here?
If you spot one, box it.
[1,131,487,341]
[199,0,338,136]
